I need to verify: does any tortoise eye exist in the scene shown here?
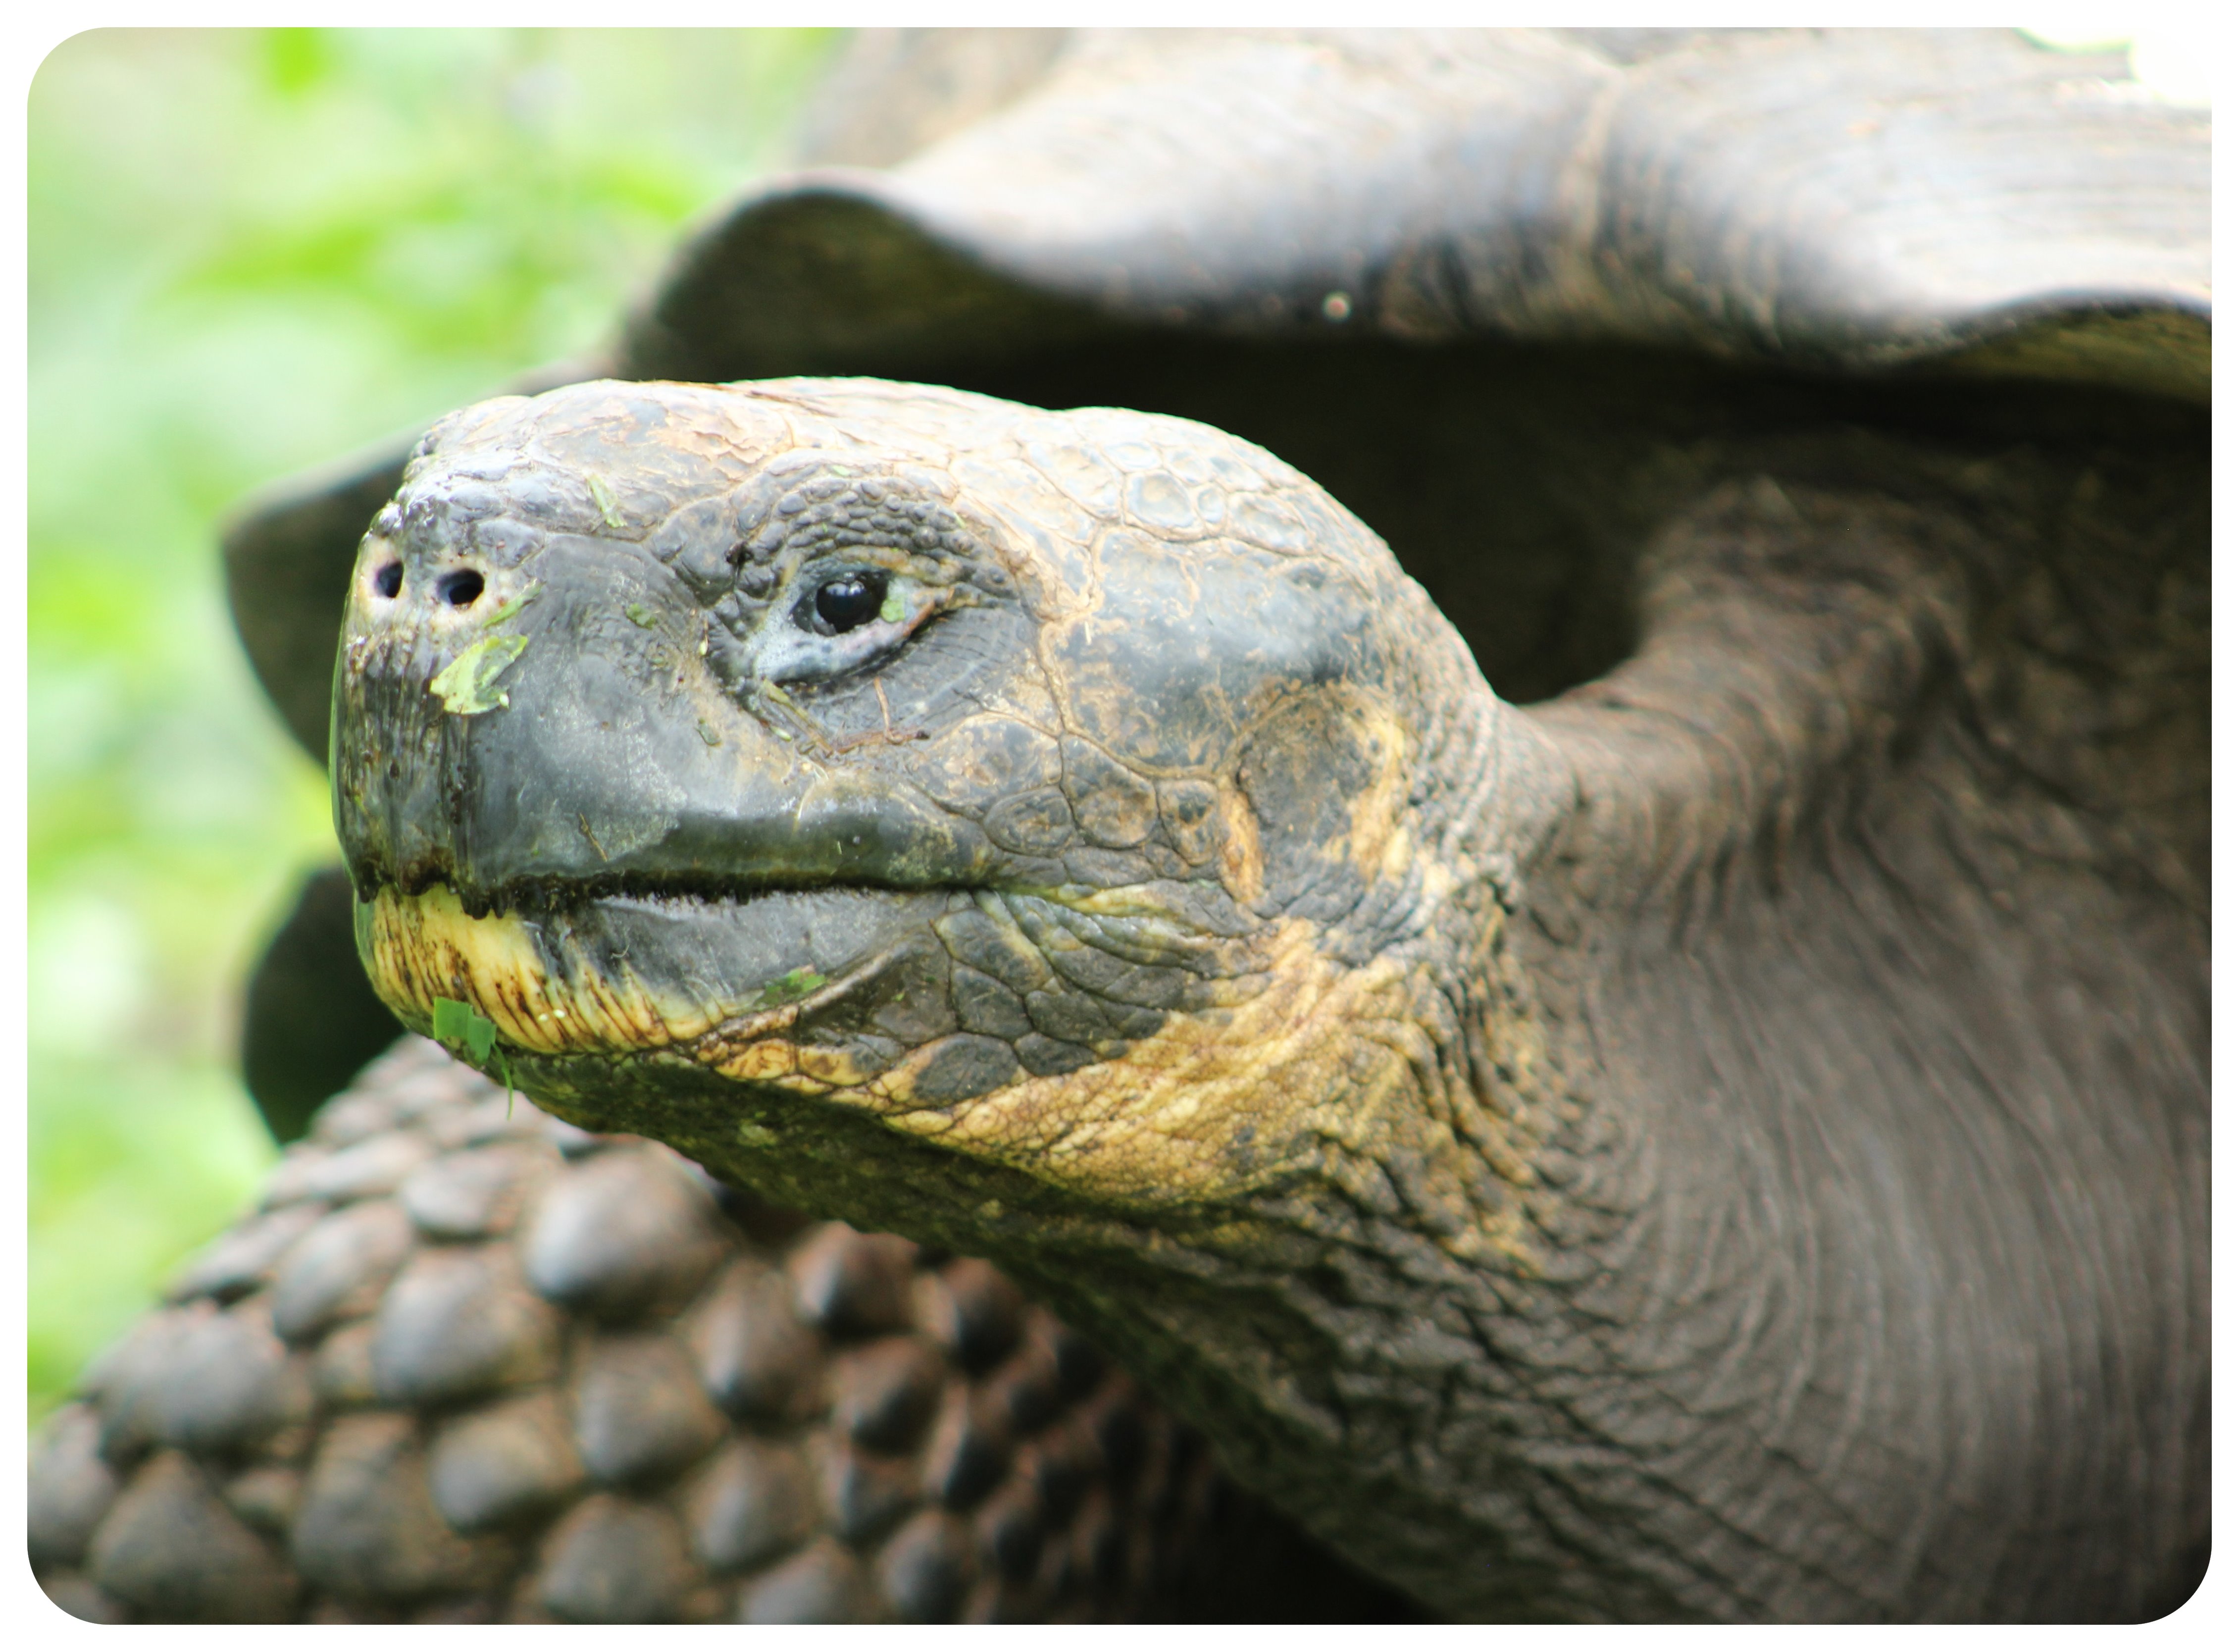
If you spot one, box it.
[813,572,887,634]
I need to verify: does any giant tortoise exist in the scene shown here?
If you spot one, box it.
[30,29,2208,1623]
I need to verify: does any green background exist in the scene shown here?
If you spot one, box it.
[26,27,840,1425]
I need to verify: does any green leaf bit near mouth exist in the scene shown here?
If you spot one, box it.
[431,995,499,1064]
[430,633,528,715]
[624,602,658,629]
[753,967,827,1011]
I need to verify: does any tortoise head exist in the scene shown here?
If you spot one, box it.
[336,376,1568,1237]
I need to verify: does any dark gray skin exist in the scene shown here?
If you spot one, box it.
[332,375,2206,1623]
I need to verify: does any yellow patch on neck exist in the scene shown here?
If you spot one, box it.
[864,915,1520,1232]
[358,885,724,1056]
[859,910,1548,1275]
[1339,700,1420,883]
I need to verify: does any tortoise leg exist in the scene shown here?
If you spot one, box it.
[30,1035,1420,1624]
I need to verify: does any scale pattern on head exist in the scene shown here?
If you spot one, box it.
[334,377,1563,1232]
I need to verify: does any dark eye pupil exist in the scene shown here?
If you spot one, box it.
[815,572,886,633]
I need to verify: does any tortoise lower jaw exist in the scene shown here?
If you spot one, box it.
[354,881,956,1059]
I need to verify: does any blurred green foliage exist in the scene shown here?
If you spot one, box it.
[27,26,841,1425]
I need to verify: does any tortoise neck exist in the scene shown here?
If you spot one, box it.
[1064,463,2205,1620]
[1485,469,2205,1620]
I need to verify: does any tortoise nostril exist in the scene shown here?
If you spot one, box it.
[438,569,485,608]
[372,561,403,599]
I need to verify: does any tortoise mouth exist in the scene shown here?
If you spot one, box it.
[355,879,959,1061]
[368,863,953,922]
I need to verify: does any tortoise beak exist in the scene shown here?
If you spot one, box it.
[330,525,988,1062]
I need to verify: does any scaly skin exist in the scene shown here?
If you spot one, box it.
[33,1036,1408,1623]
[331,376,2207,1621]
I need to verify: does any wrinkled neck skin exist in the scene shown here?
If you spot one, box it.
[505,459,2201,1622]
[1508,477,2207,1623]
[1003,470,2203,1625]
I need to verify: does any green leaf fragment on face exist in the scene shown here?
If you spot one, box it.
[586,473,626,530]
[624,603,658,629]
[431,995,499,1064]
[754,967,827,1010]
[480,580,541,628]
[430,633,528,714]
[697,720,721,745]
[878,589,905,624]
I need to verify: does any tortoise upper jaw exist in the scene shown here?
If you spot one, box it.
[332,520,1005,910]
